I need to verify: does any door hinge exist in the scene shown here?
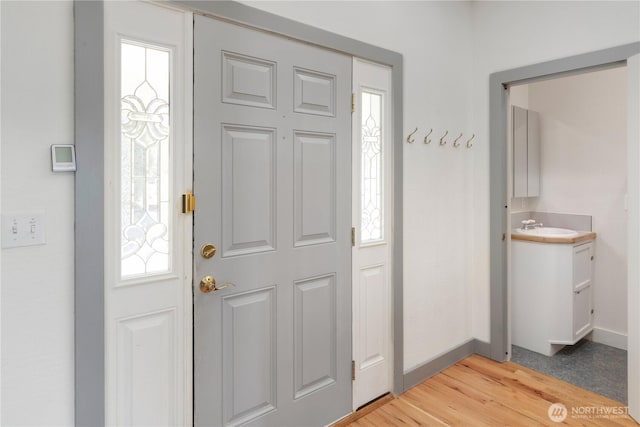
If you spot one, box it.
[182,193,196,214]
[351,227,356,247]
[351,93,356,113]
[352,360,356,381]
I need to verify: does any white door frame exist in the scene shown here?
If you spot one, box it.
[488,42,640,420]
[74,1,404,424]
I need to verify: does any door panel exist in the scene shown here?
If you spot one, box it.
[194,15,351,426]
[294,131,336,246]
[222,288,277,425]
[222,52,276,109]
[116,309,177,426]
[294,274,337,398]
[293,68,336,116]
[360,265,386,368]
[222,124,276,256]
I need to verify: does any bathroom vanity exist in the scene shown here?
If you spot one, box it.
[511,228,596,356]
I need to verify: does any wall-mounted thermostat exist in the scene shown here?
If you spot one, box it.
[51,144,76,172]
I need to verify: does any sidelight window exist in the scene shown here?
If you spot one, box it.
[360,91,383,243]
[120,41,172,278]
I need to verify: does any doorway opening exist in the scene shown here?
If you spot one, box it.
[506,65,628,404]
[488,42,640,423]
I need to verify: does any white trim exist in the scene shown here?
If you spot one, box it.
[627,53,640,421]
[0,2,3,416]
[590,327,627,351]
[181,10,194,426]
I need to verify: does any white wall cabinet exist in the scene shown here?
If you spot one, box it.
[512,240,594,356]
[513,106,540,198]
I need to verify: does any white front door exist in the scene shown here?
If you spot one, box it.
[103,2,192,425]
[193,16,352,426]
[351,58,393,410]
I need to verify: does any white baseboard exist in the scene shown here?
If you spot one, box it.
[590,327,627,350]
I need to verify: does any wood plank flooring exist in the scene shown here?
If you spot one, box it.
[343,354,637,426]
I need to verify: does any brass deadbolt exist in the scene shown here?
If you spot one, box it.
[201,243,217,259]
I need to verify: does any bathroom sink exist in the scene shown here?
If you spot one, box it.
[515,227,580,238]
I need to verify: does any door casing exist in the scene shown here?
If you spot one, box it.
[74,1,404,424]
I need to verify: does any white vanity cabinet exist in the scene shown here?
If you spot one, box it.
[512,239,594,356]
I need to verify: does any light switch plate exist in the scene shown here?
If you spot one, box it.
[1,213,46,248]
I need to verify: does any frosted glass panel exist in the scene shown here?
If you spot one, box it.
[120,42,171,278]
[360,92,383,243]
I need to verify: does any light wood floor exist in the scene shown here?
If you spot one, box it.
[340,354,637,426]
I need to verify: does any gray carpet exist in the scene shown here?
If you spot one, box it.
[511,340,627,404]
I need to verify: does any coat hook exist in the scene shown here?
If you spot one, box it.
[439,130,449,146]
[423,128,433,144]
[406,128,418,144]
[453,133,463,147]
[466,133,475,148]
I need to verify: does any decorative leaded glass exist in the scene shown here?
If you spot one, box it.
[120,42,171,278]
[361,92,383,243]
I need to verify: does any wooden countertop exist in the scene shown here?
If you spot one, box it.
[511,230,596,244]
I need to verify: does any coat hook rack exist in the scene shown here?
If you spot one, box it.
[406,128,418,144]
[466,133,475,148]
[439,130,448,146]
[423,128,433,144]
[453,133,463,147]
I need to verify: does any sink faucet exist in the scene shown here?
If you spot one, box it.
[521,219,543,230]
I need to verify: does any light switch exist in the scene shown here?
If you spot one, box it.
[1,213,46,248]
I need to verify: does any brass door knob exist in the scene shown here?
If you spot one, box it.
[201,243,217,259]
[200,275,235,293]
